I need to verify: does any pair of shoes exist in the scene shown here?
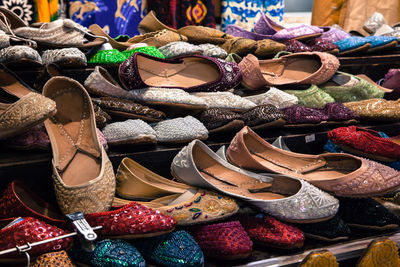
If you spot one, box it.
[300,238,400,267]
[225,126,400,197]
[239,52,339,90]
[102,116,208,145]
[113,157,239,226]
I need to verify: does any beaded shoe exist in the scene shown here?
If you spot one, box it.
[2,123,50,150]
[133,230,204,267]
[87,49,126,66]
[356,239,400,267]
[244,87,298,109]
[31,251,75,267]
[41,47,87,67]
[0,45,42,67]
[70,239,146,267]
[189,221,252,260]
[196,108,244,133]
[242,104,287,130]
[344,98,400,121]
[299,250,339,267]
[122,46,165,59]
[85,202,176,239]
[283,85,335,108]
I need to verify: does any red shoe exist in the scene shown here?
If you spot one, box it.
[327,126,400,162]
[189,221,252,260]
[85,202,176,239]
[239,214,305,249]
[0,217,72,263]
[0,181,66,227]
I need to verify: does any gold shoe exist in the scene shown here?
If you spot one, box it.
[299,250,338,267]
[114,188,239,226]
[357,238,400,267]
[254,39,286,57]
[219,37,257,56]
[128,29,187,48]
[116,157,190,200]
[344,98,400,121]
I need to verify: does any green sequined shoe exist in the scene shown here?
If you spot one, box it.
[133,230,204,267]
[69,239,146,267]
[320,71,384,103]
[87,49,126,65]
[122,46,165,59]
[283,85,335,108]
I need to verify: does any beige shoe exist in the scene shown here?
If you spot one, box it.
[43,76,115,215]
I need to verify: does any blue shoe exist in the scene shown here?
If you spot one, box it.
[364,36,398,52]
[133,230,204,267]
[334,37,370,54]
[69,239,146,267]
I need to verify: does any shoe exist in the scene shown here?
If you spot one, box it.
[356,238,400,267]
[86,202,176,238]
[254,38,287,57]
[193,91,256,112]
[299,250,338,267]
[226,126,400,197]
[189,221,252,260]
[2,123,50,150]
[122,46,165,59]
[239,214,305,249]
[119,52,242,93]
[196,108,244,133]
[153,116,208,144]
[307,38,340,53]
[295,214,351,242]
[102,119,157,146]
[133,230,204,267]
[41,48,86,67]
[339,197,400,230]
[318,102,359,124]
[281,105,328,126]
[364,36,398,53]
[239,52,339,89]
[244,87,298,109]
[319,26,351,43]
[87,49,126,66]
[320,72,385,102]
[334,37,371,55]
[344,98,400,121]
[0,45,42,67]
[43,77,116,215]
[92,97,166,122]
[242,104,287,130]
[285,39,312,53]
[159,41,227,58]
[70,239,146,267]
[93,103,112,128]
[0,181,66,226]
[328,126,400,162]
[219,37,257,56]
[31,250,75,267]
[283,85,335,108]
[171,139,339,223]
[0,217,72,263]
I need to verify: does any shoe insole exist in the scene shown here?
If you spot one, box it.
[244,134,358,181]
[0,69,31,98]
[138,55,220,88]
[193,145,285,200]
[46,86,101,186]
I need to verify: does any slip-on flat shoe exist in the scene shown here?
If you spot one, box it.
[32,250,75,267]
[334,37,371,55]
[118,52,242,93]
[242,104,287,130]
[244,87,299,109]
[43,77,116,215]
[344,98,400,121]
[227,126,400,197]
[356,238,400,267]
[41,47,86,67]
[299,250,338,267]
[283,85,335,108]
[193,91,256,112]
[239,52,339,90]
[364,36,398,53]
[196,108,244,133]
[171,139,339,223]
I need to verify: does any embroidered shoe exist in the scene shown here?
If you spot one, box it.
[244,87,298,109]
[133,230,204,267]
[356,239,400,267]
[70,239,146,267]
[283,85,335,108]
[189,221,252,260]
[299,250,339,267]
[41,47,87,67]
[31,251,75,267]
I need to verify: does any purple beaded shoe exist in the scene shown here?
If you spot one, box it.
[3,124,50,150]
[119,52,242,93]
[318,102,360,125]
[281,105,328,126]
[319,27,351,43]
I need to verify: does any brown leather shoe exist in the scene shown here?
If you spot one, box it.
[43,77,115,215]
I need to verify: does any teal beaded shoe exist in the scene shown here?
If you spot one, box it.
[122,46,165,59]
[69,239,146,267]
[87,49,126,66]
[133,231,204,267]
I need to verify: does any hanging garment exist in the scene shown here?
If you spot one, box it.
[221,0,284,31]
[68,0,146,38]
[311,0,347,27]
[148,0,215,29]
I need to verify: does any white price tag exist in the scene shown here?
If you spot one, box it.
[305,134,315,143]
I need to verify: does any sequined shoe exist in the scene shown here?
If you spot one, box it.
[283,85,335,108]
[32,251,75,267]
[41,47,87,67]
[2,123,50,150]
[0,45,42,67]
[299,250,339,267]
[295,214,351,242]
[189,221,252,260]
[88,49,126,66]
[356,239,400,267]
[196,108,244,134]
[85,202,176,238]
[193,91,256,112]
[133,230,204,267]
[70,239,146,267]
[244,87,298,109]
[171,139,339,223]
[122,46,165,59]
[344,98,400,121]
[0,217,72,263]
[239,214,305,249]
[338,197,400,230]
[242,104,287,130]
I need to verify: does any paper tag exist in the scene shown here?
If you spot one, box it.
[305,134,315,143]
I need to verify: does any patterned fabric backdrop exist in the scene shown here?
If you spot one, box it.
[68,0,146,38]
[0,0,58,24]
[221,0,284,31]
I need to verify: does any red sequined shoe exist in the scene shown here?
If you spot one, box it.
[0,217,72,263]
[239,214,305,249]
[85,202,176,239]
[189,221,252,260]
[0,181,66,227]
[327,126,400,162]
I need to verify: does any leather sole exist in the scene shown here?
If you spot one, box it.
[347,223,399,231]
[304,232,349,242]
[338,43,371,56]
[250,118,286,130]
[209,119,244,134]
[104,109,164,122]
[367,40,398,53]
